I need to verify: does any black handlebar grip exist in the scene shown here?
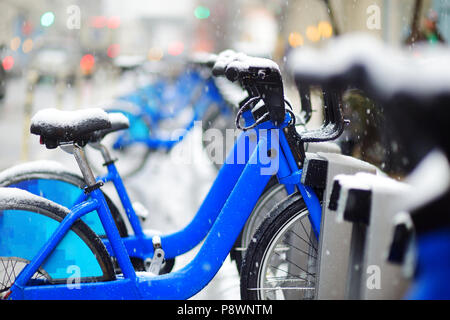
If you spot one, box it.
[212,62,226,77]
[225,65,240,82]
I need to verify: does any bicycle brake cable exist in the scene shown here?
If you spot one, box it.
[235,96,263,131]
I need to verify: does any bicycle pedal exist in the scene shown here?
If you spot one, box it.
[145,236,165,275]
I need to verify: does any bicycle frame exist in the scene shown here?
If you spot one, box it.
[8,114,322,300]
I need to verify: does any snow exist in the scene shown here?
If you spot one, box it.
[401,150,450,212]
[212,50,239,76]
[108,112,130,128]
[0,187,69,214]
[0,160,80,186]
[31,108,110,130]
[189,52,218,66]
[226,55,280,74]
[113,55,146,68]
[333,171,412,222]
[288,33,450,101]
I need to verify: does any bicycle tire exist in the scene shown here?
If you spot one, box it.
[240,193,318,300]
[231,176,289,272]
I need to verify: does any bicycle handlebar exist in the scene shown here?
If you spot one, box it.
[212,51,286,126]
[211,50,239,77]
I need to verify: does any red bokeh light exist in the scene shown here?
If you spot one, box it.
[107,16,121,29]
[167,41,184,56]
[90,16,107,28]
[2,56,14,71]
[107,44,120,58]
[22,21,33,36]
[80,54,95,73]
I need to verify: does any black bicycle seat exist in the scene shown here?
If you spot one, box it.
[89,112,130,143]
[31,108,111,149]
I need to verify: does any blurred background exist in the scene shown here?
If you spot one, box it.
[0,0,448,299]
[1,0,449,173]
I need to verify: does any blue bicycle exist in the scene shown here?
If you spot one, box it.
[1,53,347,300]
[1,50,336,279]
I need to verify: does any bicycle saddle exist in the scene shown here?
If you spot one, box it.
[89,112,130,143]
[31,108,111,149]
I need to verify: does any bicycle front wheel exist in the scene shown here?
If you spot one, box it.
[240,194,318,300]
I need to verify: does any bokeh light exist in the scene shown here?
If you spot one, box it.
[10,37,21,51]
[22,21,33,36]
[22,38,33,53]
[2,56,15,71]
[194,6,210,19]
[306,25,321,42]
[107,44,120,58]
[107,16,121,29]
[40,11,55,27]
[148,47,164,61]
[167,41,184,56]
[90,16,107,28]
[80,54,95,74]
[318,21,333,38]
[288,32,304,48]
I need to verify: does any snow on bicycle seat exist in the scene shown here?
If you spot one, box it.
[288,34,450,103]
[30,108,111,149]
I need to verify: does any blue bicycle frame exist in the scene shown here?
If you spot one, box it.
[8,113,322,300]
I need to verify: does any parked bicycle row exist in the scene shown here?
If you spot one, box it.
[0,34,448,300]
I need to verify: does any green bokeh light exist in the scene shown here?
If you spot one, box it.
[194,6,210,19]
[41,12,55,27]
